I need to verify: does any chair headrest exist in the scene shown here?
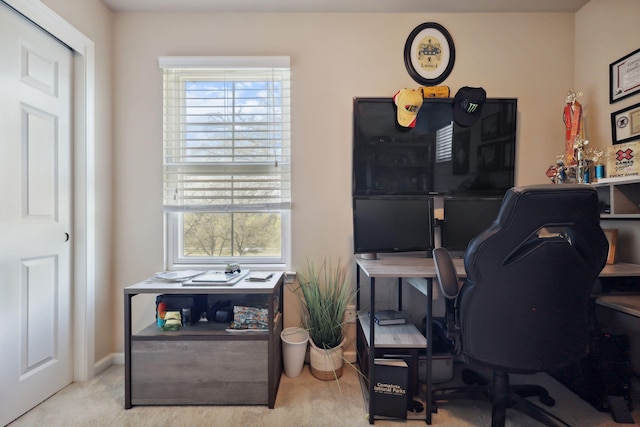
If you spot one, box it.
[464,184,608,281]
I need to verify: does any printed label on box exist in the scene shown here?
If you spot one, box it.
[607,141,640,178]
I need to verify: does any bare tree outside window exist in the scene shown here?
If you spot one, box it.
[183,212,281,257]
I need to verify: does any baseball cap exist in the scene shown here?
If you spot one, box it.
[393,89,423,128]
[453,86,486,127]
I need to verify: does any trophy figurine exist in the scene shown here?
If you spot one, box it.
[592,148,605,181]
[573,137,589,183]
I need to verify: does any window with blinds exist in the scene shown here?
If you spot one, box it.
[160,56,291,267]
[435,121,454,163]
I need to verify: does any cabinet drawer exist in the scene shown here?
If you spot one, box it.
[131,340,268,405]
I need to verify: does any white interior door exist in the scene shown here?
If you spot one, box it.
[0,3,73,425]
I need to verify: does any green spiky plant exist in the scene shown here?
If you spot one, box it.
[296,258,354,350]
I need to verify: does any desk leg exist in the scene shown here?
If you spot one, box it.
[425,277,433,424]
[356,266,361,311]
[368,276,376,424]
[124,293,133,409]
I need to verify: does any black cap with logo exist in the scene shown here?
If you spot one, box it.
[453,86,487,127]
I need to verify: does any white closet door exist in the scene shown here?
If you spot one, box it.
[0,3,73,425]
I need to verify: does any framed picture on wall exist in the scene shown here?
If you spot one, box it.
[477,143,499,171]
[611,101,640,144]
[404,22,455,86]
[452,130,470,175]
[481,113,499,141]
[502,140,514,170]
[500,102,516,135]
[610,47,640,104]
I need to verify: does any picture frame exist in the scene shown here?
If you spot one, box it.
[611,101,640,144]
[610,47,640,104]
[403,22,455,86]
[500,102,516,135]
[603,229,618,265]
[452,130,470,175]
[477,143,499,171]
[502,140,514,170]
[481,113,499,141]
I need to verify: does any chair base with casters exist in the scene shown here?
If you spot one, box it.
[432,367,569,427]
[431,245,565,426]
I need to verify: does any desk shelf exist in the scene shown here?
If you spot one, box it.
[592,178,640,218]
[133,313,279,339]
[357,311,426,348]
[597,295,640,318]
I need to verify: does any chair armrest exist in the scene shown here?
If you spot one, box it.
[433,247,461,300]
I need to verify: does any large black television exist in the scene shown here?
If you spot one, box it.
[441,196,504,257]
[353,97,517,197]
[352,196,433,255]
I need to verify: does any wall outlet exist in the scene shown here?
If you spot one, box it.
[344,305,357,323]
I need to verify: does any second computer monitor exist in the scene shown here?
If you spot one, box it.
[441,197,504,257]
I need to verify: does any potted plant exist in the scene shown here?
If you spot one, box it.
[295,258,354,380]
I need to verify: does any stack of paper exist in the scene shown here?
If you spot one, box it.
[182,270,250,286]
[247,272,274,281]
[153,270,204,282]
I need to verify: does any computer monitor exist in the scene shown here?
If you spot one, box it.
[353,196,434,256]
[441,197,503,257]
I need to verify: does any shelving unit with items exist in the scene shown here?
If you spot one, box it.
[123,272,283,409]
[592,177,640,218]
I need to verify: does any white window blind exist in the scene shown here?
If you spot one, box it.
[435,121,454,163]
[160,56,291,212]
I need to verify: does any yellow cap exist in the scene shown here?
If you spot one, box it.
[393,89,423,127]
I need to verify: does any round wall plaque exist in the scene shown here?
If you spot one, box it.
[404,22,455,86]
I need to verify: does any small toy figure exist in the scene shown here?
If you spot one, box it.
[225,263,241,274]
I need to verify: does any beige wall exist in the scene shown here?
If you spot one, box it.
[110,12,575,353]
[576,0,640,264]
[575,0,640,153]
[37,0,640,365]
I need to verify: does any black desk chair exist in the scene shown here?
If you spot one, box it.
[432,184,609,427]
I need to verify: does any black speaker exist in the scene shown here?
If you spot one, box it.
[207,300,233,323]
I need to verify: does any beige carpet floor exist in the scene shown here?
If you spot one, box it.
[8,362,640,426]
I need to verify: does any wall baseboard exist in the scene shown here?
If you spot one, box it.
[344,349,356,364]
[96,351,356,379]
[94,353,124,376]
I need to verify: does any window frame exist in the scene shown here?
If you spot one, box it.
[165,210,291,270]
[161,56,291,270]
